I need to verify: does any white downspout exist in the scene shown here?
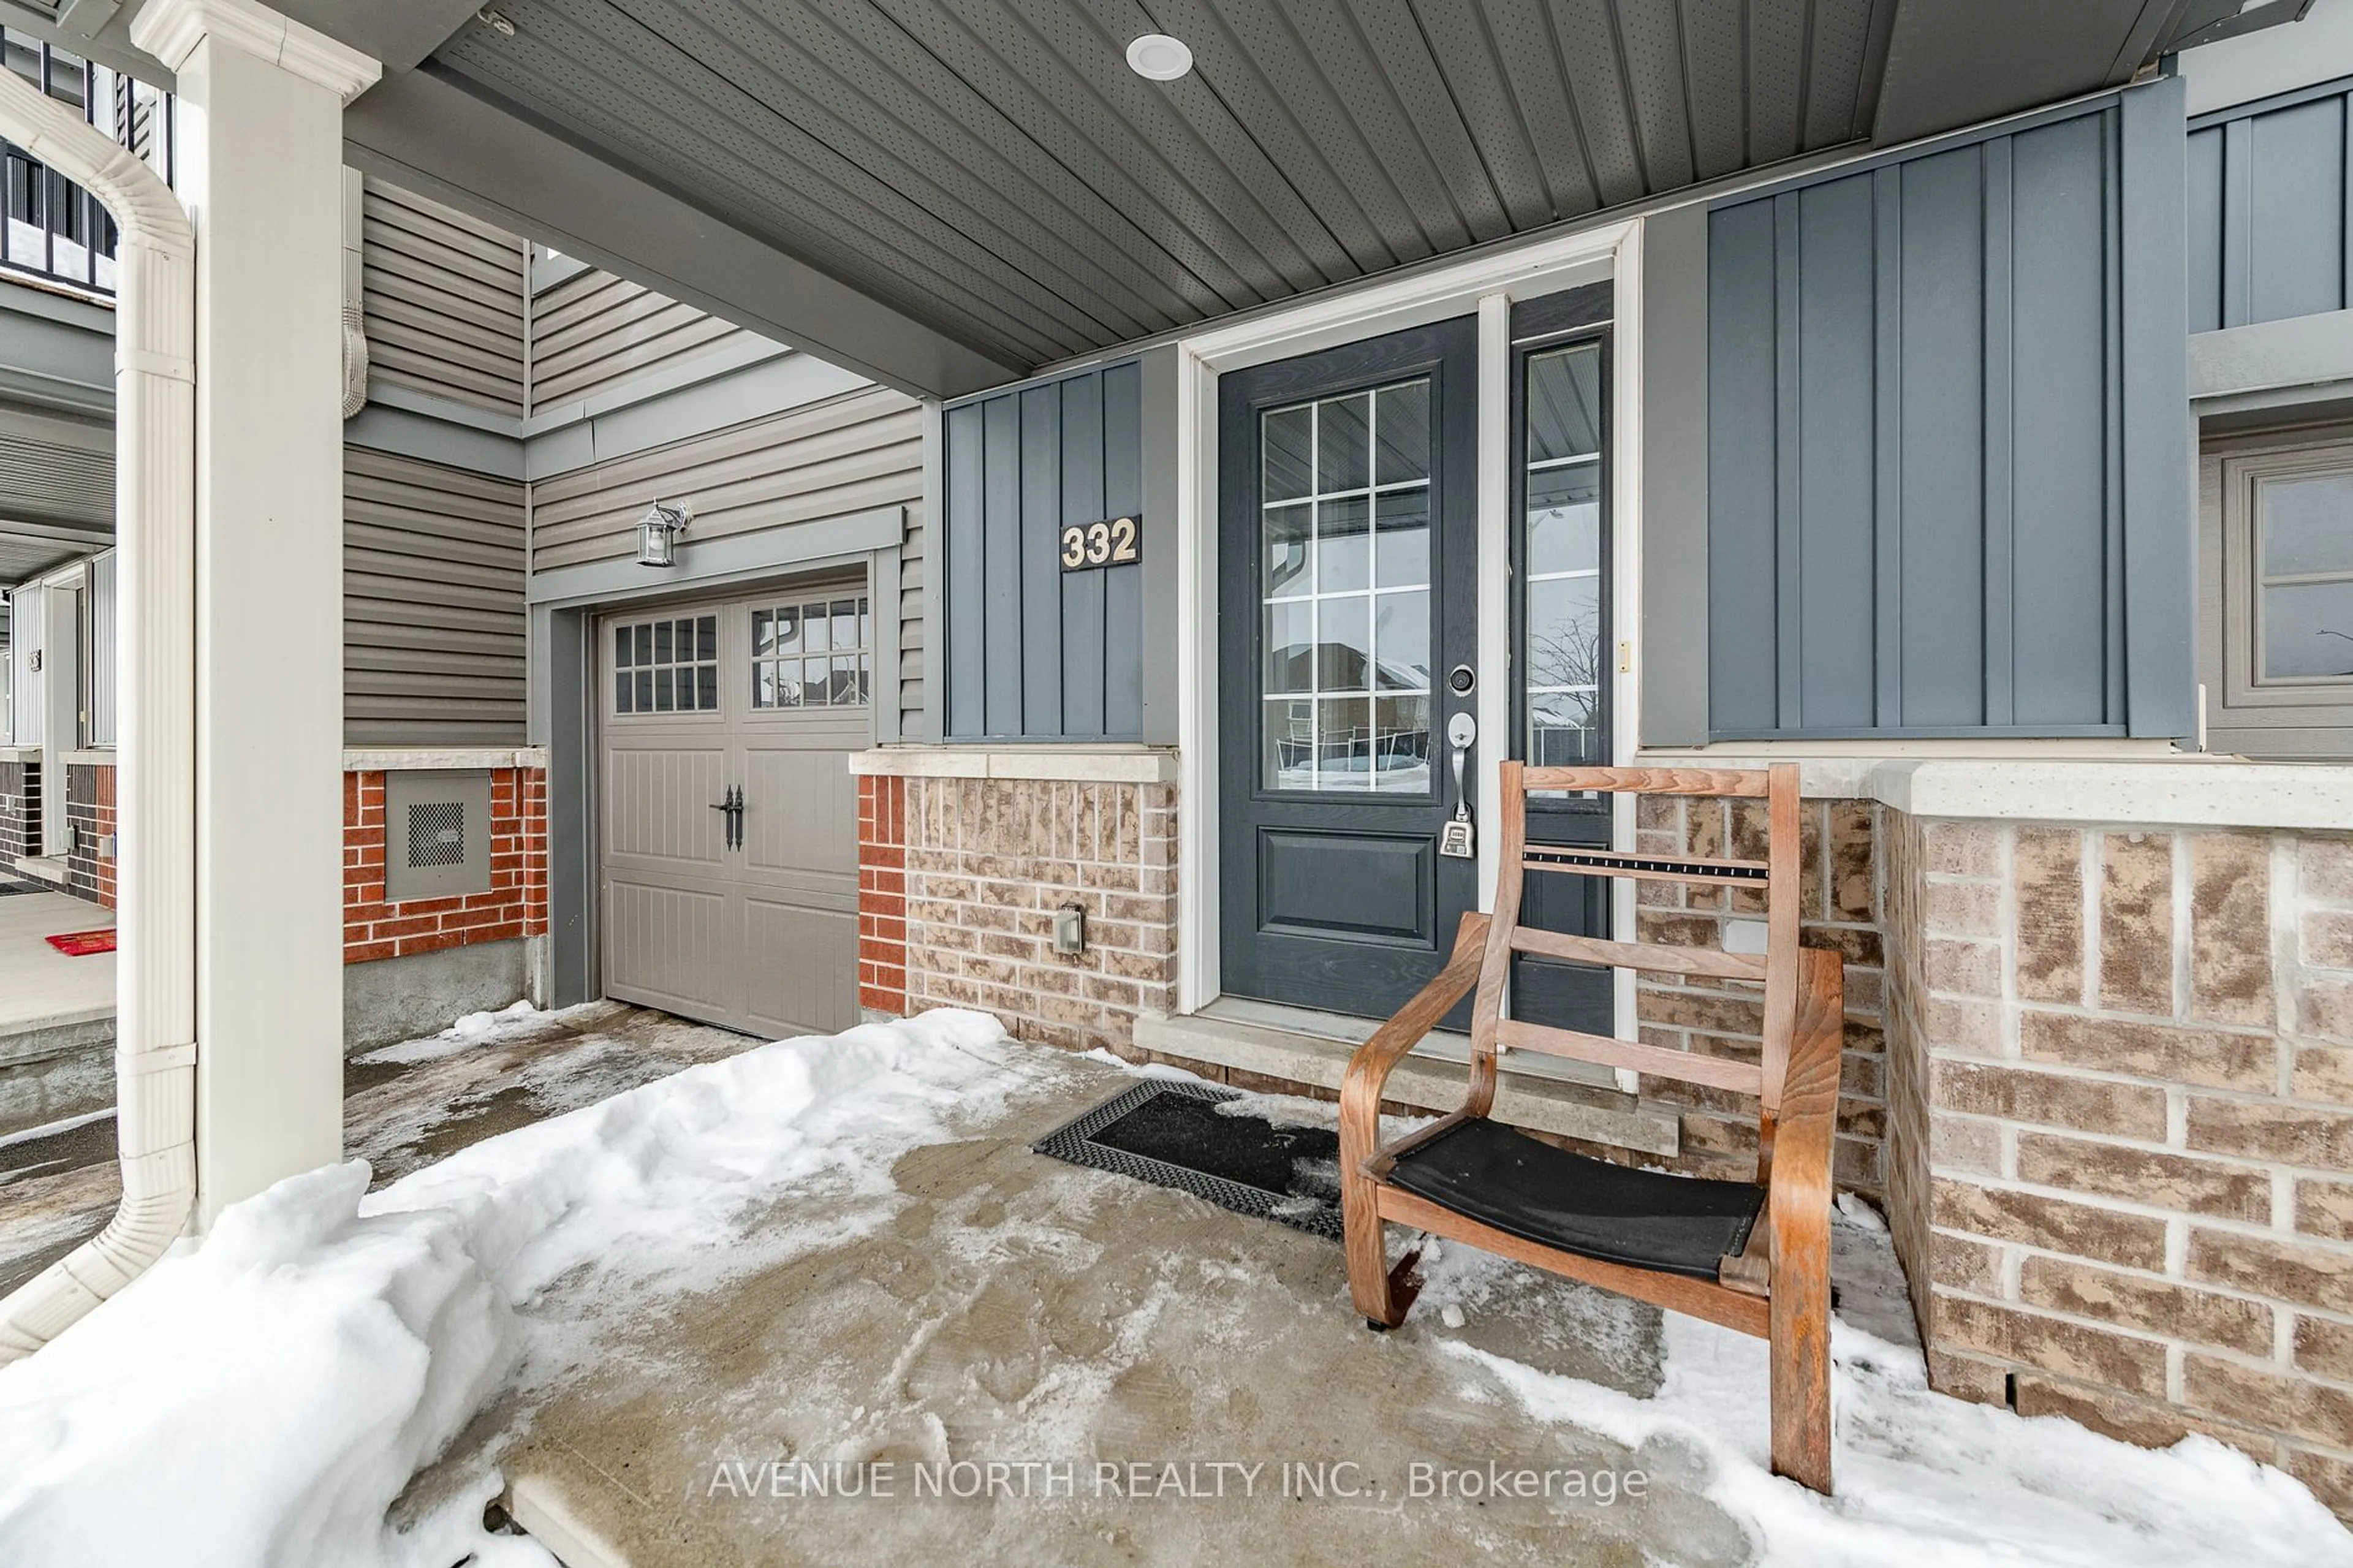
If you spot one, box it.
[0,70,196,1360]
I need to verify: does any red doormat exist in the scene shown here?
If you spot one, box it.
[45,929,115,956]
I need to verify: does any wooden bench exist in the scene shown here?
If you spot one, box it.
[1337,762,1846,1492]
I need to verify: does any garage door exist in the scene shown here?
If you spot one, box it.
[599,585,870,1036]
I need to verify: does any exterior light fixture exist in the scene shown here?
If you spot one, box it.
[637,501,691,567]
[1125,33,1193,81]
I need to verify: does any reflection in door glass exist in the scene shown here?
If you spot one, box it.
[1524,344,1604,765]
[1261,377,1433,792]
[750,595,871,708]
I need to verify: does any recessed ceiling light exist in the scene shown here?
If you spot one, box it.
[1126,33,1194,82]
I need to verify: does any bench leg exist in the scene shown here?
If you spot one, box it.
[1343,1173,1409,1328]
[1767,1246,1833,1493]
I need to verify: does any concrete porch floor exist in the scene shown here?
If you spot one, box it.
[419,1047,1758,1568]
[0,887,113,1039]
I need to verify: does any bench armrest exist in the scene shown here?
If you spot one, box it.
[1339,912,1491,1170]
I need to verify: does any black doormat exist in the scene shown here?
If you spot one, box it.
[0,877,42,898]
[1032,1079,1345,1240]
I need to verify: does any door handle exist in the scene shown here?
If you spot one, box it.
[710,786,743,850]
[1441,713,1476,859]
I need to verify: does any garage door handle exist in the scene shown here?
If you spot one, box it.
[710,786,742,850]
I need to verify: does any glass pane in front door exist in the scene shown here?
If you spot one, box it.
[1260,378,1434,793]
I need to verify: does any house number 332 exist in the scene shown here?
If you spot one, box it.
[1059,516,1141,570]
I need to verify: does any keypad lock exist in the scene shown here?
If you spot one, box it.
[1439,711,1476,859]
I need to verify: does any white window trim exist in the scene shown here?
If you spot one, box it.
[2197,431,2353,761]
[1171,217,1645,1043]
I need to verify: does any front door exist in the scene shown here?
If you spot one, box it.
[1218,296,1617,1032]
[599,585,869,1036]
[1218,318,1479,1018]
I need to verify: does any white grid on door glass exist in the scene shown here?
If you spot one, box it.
[2254,470,2353,684]
[751,594,872,709]
[613,613,720,714]
[1523,344,1604,767]
[1260,376,1433,792]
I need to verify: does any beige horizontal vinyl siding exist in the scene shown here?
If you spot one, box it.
[898,501,927,739]
[362,179,528,418]
[529,267,754,411]
[529,384,926,735]
[346,447,528,746]
[528,386,920,569]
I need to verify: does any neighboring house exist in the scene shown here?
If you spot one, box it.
[0,50,925,1048]
[7,0,2353,1524]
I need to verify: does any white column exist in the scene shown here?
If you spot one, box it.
[131,0,378,1222]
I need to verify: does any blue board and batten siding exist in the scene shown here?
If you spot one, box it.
[1705,80,2192,741]
[941,360,1145,741]
[2189,75,2353,333]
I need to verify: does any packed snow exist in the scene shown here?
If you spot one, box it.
[0,1007,2348,1567]
[0,1007,1018,1567]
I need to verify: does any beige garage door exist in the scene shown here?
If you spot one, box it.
[599,585,869,1036]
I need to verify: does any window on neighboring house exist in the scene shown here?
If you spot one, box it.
[751,594,870,710]
[2252,471,2353,686]
[2202,434,2353,758]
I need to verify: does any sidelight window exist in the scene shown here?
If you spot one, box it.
[612,613,719,714]
[1259,377,1434,792]
[1521,343,1605,767]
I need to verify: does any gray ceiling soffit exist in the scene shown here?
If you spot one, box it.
[6,0,172,87]
[1872,0,2303,146]
[265,0,483,72]
[344,66,1023,400]
[420,0,1900,377]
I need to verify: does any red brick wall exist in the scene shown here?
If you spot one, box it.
[92,767,114,910]
[858,773,907,1015]
[343,767,547,964]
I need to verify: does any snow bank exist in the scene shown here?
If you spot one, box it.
[1433,1236,2353,1566]
[0,1008,1013,1568]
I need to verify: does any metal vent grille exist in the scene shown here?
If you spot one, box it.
[383,770,493,903]
[406,800,466,869]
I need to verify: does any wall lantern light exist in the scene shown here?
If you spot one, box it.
[1125,33,1193,81]
[637,501,691,567]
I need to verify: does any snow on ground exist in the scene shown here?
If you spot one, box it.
[0,1008,1019,1568]
[1420,1201,2353,1567]
[1,1012,2351,1567]
[358,1000,544,1067]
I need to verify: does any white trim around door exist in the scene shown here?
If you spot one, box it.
[1171,217,1646,1030]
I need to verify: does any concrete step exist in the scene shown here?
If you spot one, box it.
[1131,1008,1681,1159]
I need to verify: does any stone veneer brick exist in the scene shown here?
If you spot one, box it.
[1884,813,2353,1517]
[1634,793,1890,1200]
[879,775,1178,1055]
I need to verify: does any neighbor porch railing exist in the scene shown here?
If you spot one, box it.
[0,28,173,297]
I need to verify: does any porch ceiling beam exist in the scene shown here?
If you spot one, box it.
[0,516,113,547]
[341,66,1025,401]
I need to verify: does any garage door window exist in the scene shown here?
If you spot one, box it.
[752,595,871,709]
[613,613,719,714]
